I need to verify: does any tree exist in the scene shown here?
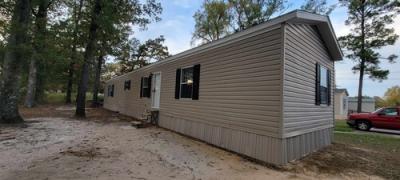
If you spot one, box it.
[192,0,231,44]
[75,0,163,117]
[0,0,32,123]
[118,36,170,74]
[0,0,14,75]
[192,0,287,44]
[228,0,287,31]
[65,0,84,104]
[339,0,400,113]
[24,0,54,108]
[75,0,102,117]
[300,0,336,15]
[376,86,400,107]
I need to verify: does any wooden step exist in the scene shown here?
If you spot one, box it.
[131,120,145,128]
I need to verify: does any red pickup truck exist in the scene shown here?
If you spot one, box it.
[347,107,400,131]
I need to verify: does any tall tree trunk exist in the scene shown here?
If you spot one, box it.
[91,54,103,107]
[0,0,31,123]
[25,0,49,108]
[75,0,101,117]
[357,2,366,113]
[24,57,37,107]
[66,62,74,103]
[357,61,365,113]
[66,0,84,104]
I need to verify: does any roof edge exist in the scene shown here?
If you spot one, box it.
[107,10,343,83]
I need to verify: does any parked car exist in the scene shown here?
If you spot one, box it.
[347,107,400,131]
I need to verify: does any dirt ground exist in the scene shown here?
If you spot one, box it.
[0,105,386,180]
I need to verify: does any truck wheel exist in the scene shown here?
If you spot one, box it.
[356,121,371,131]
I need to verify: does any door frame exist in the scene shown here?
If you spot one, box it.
[151,72,161,109]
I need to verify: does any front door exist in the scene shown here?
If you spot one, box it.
[151,72,161,109]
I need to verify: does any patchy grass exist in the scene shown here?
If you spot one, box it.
[291,120,400,179]
[334,120,353,132]
[43,92,103,104]
[44,92,71,104]
[327,127,400,180]
[334,132,400,154]
[333,133,400,180]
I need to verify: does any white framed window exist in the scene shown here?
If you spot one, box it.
[180,67,194,98]
[316,63,331,105]
[320,66,328,104]
[141,77,150,97]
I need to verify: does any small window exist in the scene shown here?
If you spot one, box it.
[316,63,331,105]
[320,66,328,104]
[180,67,194,98]
[381,108,398,116]
[141,77,150,97]
[108,84,114,97]
[124,80,131,91]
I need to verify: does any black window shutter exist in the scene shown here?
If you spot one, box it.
[327,70,331,106]
[315,63,321,105]
[175,68,181,99]
[111,84,114,97]
[107,85,110,96]
[147,74,152,98]
[140,77,143,98]
[192,64,201,100]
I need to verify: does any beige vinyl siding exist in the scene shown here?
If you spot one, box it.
[283,127,333,162]
[159,26,283,138]
[160,116,285,165]
[104,25,284,138]
[282,23,334,137]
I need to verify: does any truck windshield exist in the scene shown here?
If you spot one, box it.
[372,108,383,114]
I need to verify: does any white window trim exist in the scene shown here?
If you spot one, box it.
[180,66,194,99]
[319,65,329,105]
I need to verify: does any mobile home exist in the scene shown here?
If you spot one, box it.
[334,89,349,119]
[348,97,376,113]
[104,10,343,165]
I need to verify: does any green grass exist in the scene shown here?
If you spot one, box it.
[334,120,399,152]
[43,92,103,104]
[334,132,400,153]
[334,120,353,132]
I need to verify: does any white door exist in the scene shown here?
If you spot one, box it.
[152,72,161,109]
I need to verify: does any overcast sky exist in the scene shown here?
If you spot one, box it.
[133,0,400,98]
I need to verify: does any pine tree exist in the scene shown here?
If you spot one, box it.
[339,0,400,113]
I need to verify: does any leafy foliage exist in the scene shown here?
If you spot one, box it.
[117,36,170,74]
[300,0,336,15]
[192,0,287,44]
[228,0,287,31]
[192,0,231,44]
[376,86,400,107]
